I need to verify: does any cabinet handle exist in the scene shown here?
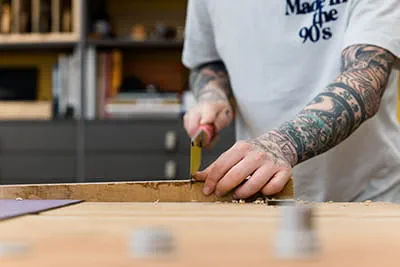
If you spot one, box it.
[164,131,177,151]
[164,160,177,179]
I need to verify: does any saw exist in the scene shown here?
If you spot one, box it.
[190,124,216,179]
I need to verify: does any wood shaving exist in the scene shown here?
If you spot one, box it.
[232,200,239,204]
[363,200,372,206]
[239,200,245,204]
[253,198,265,204]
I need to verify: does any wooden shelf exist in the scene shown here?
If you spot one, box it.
[0,101,52,120]
[0,34,78,50]
[89,38,184,49]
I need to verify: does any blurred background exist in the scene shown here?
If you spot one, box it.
[0,0,397,185]
[0,0,236,185]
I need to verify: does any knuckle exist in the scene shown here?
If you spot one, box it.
[253,151,267,162]
[235,141,251,151]
[284,169,293,177]
[219,151,228,160]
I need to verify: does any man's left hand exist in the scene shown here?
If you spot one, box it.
[193,135,294,199]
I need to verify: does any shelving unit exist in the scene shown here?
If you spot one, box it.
[0,0,236,185]
[0,0,87,184]
[88,39,184,49]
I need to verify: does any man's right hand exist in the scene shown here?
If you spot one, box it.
[184,99,234,139]
[185,61,235,140]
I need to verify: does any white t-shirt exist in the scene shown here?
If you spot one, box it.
[182,0,400,202]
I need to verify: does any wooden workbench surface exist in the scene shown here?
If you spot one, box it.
[1,201,400,267]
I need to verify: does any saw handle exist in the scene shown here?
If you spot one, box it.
[197,124,216,146]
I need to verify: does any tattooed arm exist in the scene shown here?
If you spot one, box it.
[194,44,396,199]
[184,61,236,137]
[260,44,396,167]
[190,61,234,105]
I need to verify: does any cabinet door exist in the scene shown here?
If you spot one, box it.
[177,123,236,155]
[0,121,76,152]
[85,120,180,153]
[0,154,76,185]
[85,154,187,182]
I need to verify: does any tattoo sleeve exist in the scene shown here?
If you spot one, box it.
[190,61,235,109]
[265,45,396,167]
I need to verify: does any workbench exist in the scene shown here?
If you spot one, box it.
[1,181,400,267]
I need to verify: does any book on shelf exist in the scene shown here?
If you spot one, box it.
[84,49,184,120]
[51,49,80,119]
[104,92,182,119]
[95,50,123,119]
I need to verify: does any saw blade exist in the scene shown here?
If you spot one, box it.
[190,141,202,177]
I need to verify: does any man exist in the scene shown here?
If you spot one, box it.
[182,0,400,202]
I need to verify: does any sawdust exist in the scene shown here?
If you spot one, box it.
[253,198,265,204]
[364,200,372,206]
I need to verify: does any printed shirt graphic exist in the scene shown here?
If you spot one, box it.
[285,0,349,43]
[183,0,400,202]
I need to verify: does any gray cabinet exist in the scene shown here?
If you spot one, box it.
[0,119,236,185]
[0,121,76,152]
[0,155,76,184]
[0,121,76,185]
[84,119,236,182]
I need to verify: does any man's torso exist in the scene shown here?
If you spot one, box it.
[202,0,400,202]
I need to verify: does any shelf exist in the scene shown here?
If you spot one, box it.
[0,101,52,120]
[88,39,184,49]
[0,34,78,50]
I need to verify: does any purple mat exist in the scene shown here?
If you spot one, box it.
[0,200,83,221]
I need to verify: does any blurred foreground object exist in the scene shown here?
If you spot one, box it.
[130,227,175,259]
[0,242,29,258]
[275,204,320,259]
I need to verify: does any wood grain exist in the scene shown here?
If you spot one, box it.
[0,179,294,202]
[0,202,399,267]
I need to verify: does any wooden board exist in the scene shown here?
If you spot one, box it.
[0,179,294,202]
[0,201,400,267]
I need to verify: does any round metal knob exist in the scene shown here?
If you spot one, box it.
[164,160,177,179]
[164,131,177,151]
